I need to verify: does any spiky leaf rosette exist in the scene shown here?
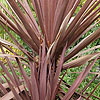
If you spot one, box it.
[0,0,100,100]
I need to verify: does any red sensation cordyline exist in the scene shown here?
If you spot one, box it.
[0,0,100,100]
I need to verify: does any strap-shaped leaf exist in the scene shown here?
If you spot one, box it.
[63,52,100,69]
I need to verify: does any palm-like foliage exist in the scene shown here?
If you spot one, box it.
[0,0,100,100]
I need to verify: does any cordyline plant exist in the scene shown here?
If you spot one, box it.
[0,0,100,100]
